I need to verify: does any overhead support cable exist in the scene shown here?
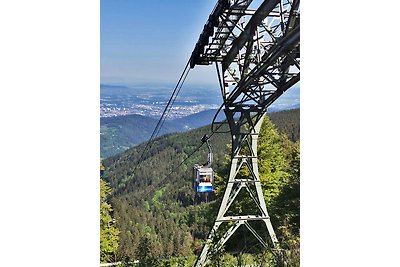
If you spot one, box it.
[153,66,191,141]
[136,120,226,195]
[133,60,191,174]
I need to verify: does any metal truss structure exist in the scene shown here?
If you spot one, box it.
[190,0,300,266]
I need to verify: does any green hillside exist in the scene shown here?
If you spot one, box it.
[101,108,299,158]
[100,114,185,158]
[268,108,300,142]
[101,109,300,265]
[100,110,219,158]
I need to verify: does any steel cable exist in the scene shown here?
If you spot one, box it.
[133,60,191,174]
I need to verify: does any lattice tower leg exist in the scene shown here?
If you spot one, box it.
[195,112,279,267]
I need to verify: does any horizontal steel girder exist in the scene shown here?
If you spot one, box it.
[216,215,270,223]
[222,0,281,71]
[225,24,300,105]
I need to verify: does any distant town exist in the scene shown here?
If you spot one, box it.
[100,84,299,119]
[100,102,220,119]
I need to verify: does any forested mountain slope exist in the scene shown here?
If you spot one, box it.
[101,109,300,262]
[268,108,300,142]
[100,114,184,158]
[100,109,225,158]
[101,108,299,158]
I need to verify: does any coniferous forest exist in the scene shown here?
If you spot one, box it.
[100,108,300,266]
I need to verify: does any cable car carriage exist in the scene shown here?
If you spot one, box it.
[193,165,214,193]
[193,135,214,193]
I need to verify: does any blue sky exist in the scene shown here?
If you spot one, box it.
[101,0,217,85]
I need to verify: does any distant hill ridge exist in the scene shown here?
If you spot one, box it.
[100,109,222,158]
[101,108,299,158]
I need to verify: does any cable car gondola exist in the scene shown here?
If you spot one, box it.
[193,165,213,193]
[193,135,214,194]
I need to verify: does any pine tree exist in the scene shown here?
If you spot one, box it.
[135,235,158,266]
[100,179,120,262]
[257,116,290,205]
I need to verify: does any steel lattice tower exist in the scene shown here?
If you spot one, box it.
[189,0,300,266]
